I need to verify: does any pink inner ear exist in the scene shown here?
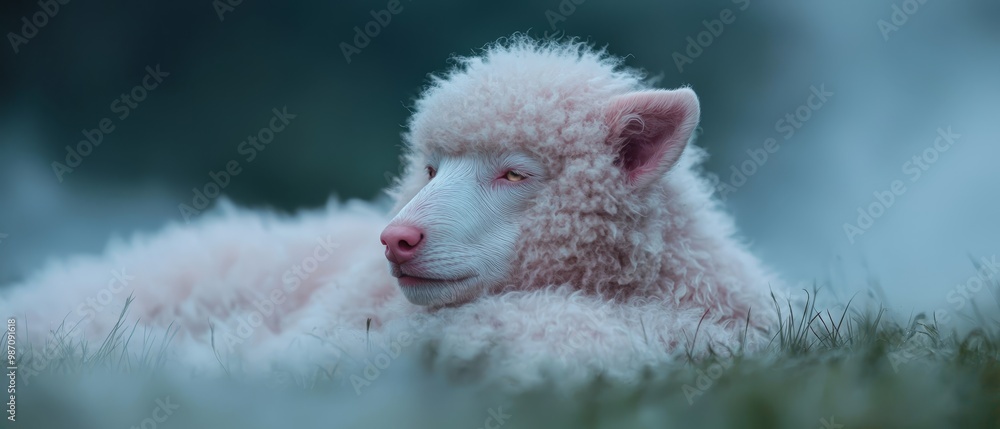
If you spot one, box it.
[617,113,678,180]
[606,90,700,186]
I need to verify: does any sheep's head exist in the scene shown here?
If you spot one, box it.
[381,38,700,306]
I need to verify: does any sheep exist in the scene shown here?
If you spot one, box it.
[1,36,779,387]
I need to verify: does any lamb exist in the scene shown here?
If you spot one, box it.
[1,36,779,386]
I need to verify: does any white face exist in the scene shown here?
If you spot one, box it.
[381,151,546,306]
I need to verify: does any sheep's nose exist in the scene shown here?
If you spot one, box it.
[380,225,424,264]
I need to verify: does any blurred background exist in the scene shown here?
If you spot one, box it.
[1,0,998,317]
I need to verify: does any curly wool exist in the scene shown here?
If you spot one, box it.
[397,36,778,328]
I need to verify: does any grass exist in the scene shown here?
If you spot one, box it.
[11,284,1000,429]
[16,295,177,379]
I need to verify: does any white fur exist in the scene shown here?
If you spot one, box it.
[387,152,546,306]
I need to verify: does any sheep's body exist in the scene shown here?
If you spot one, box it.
[2,37,779,387]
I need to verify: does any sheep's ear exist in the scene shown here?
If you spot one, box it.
[604,88,700,188]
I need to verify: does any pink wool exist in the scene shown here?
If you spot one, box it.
[2,36,780,387]
[396,36,777,325]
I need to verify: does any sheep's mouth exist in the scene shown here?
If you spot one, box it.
[390,265,475,287]
[391,264,481,305]
[395,274,474,287]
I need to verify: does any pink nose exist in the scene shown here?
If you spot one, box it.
[380,225,424,264]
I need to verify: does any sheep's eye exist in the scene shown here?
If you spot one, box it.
[504,170,527,182]
[426,166,436,179]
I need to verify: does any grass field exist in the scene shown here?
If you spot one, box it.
[9,286,1000,429]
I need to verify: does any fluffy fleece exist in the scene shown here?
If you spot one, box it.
[1,36,780,387]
